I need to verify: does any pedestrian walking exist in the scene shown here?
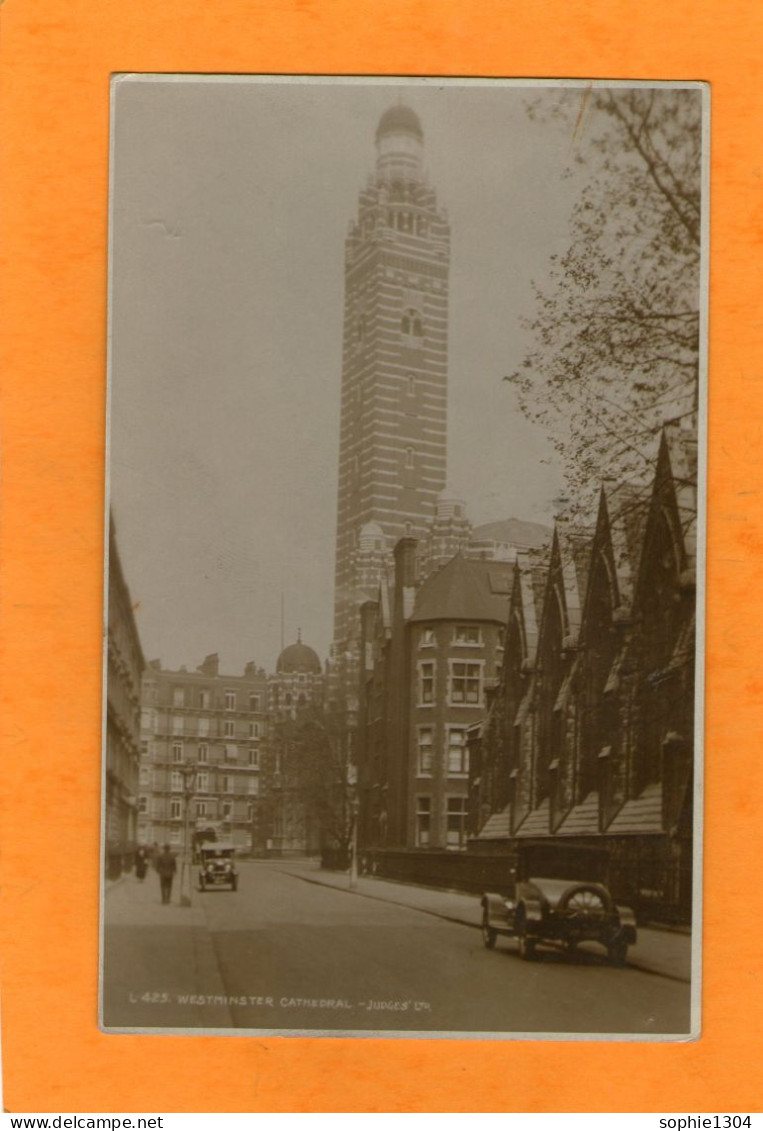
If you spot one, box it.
[155,844,177,904]
[135,845,148,881]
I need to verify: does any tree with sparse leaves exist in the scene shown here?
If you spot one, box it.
[265,703,355,864]
[507,87,702,507]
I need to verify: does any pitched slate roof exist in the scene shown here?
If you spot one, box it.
[607,782,664,834]
[515,798,550,837]
[556,791,600,836]
[476,805,512,840]
[409,553,514,624]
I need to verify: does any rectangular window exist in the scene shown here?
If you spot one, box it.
[225,691,236,710]
[172,715,183,735]
[446,728,469,776]
[248,777,259,796]
[225,744,237,762]
[419,628,435,648]
[249,694,260,711]
[417,727,434,776]
[171,770,183,791]
[173,686,185,706]
[454,625,482,646]
[446,797,468,849]
[198,690,210,709]
[248,748,259,768]
[247,804,255,821]
[198,743,208,764]
[223,775,235,793]
[224,720,235,738]
[170,799,181,819]
[170,827,181,843]
[450,661,482,705]
[416,797,431,847]
[197,771,208,793]
[198,716,209,737]
[249,721,260,739]
[418,661,435,705]
[139,766,149,785]
[138,796,147,813]
[222,802,232,819]
[195,800,207,818]
[172,743,183,763]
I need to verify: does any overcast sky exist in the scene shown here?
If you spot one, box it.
[109,77,591,675]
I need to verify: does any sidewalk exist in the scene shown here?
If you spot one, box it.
[103,870,232,1028]
[272,858,694,984]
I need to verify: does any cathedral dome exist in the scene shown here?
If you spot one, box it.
[276,637,322,675]
[376,104,423,142]
[358,521,386,552]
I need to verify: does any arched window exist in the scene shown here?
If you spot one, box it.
[405,446,414,469]
[401,308,423,345]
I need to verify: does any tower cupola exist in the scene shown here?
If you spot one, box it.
[375,103,424,183]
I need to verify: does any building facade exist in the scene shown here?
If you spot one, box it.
[105,517,145,878]
[470,426,697,922]
[138,653,269,854]
[331,104,450,723]
[256,636,326,857]
[358,538,513,852]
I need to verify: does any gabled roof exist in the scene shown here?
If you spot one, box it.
[409,553,513,624]
[546,519,594,641]
[661,425,699,573]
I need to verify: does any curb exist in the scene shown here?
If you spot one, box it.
[280,867,691,984]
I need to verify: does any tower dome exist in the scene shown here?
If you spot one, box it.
[276,634,322,675]
[375,104,424,142]
[375,103,424,183]
[358,521,386,554]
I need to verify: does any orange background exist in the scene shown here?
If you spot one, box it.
[1,0,761,1114]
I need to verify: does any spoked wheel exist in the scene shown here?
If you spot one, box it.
[481,907,497,950]
[515,905,537,961]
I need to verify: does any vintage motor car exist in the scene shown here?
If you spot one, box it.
[480,876,637,964]
[198,843,238,891]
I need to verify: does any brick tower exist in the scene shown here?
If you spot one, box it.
[331,104,450,721]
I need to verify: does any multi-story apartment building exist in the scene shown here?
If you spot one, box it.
[138,652,268,854]
[105,516,145,878]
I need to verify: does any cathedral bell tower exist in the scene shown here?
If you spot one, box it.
[331,103,451,720]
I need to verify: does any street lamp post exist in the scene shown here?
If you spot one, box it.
[179,761,197,907]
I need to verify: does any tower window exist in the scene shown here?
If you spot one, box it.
[406,375,415,396]
[401,308,423,344]
[405,447,414,469]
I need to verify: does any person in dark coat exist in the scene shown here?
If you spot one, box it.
[155,844,177,904]
[135,846,148,881]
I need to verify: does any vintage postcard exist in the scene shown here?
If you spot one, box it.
[101,75,707,1039]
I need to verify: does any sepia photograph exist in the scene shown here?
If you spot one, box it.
[101,75,706,1039]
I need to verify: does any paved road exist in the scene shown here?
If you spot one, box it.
[103,861,692,1036]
